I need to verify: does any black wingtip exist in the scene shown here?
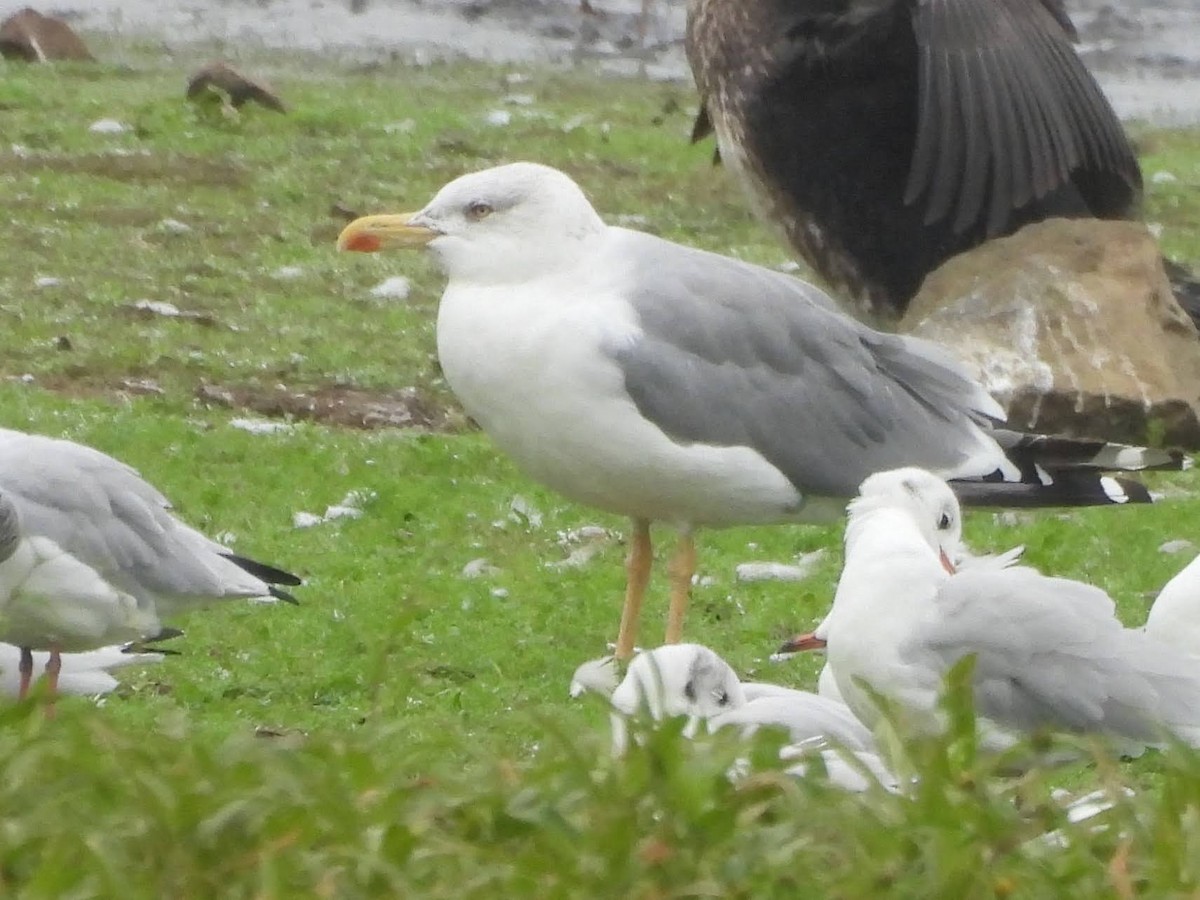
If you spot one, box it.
[690,104,713,145]
[270,586,300,606]
[223,553,303,587]
[124,627,185,655]
[1164,257,1200,332]
[951,472,1152,508]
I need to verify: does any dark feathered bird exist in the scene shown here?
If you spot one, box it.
[685,0,1147,322]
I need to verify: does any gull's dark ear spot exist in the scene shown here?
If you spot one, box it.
[683,679,697,702]
[901,477,920,497]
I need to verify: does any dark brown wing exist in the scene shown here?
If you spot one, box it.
[905,0,1141,237]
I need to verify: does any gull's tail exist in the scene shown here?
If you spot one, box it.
[954,432,1189,508]
[222,553,303,605]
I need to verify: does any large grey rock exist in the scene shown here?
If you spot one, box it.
[900,218,1200,448]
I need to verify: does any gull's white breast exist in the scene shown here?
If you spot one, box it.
[435,245,807,527]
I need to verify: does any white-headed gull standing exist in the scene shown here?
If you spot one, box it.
[337,161,1179,661]
[808,467,1200,754]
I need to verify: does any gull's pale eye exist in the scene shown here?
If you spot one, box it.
[466,201,493,221]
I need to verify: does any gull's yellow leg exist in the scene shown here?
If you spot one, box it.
[614,518,652,660]
[16,647,32,700]
[44,643,62,719]
[664,528,696,644]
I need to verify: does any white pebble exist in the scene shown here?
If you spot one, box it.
[322,504,363,522]
[134,299,181,317]
[509,495,543,528]
[34,276,61,288]
[292,511,324,529]
[483,109,511,127]
[230,418,294,435]
[1151,170,1178,184]
[272,265,305,280]
[369,276,411,300]
[491,588,510,599]
[158,218,191,234]
[1159,539,1194,554]
[735,550,826,583]
[462,558,500,579]
[89,118,130,134]
[736,562,811,583]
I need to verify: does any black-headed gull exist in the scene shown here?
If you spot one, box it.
[337,162,1178,659]
[0,427,300,702]
[0,642,165,698]
[572,644,890,791]
[810,467,1200,754]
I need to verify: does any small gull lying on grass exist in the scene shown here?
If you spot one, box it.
[0,427,301,705]
[337,162,1181,661]
[801,468,1200,755]
[572,644,890,792]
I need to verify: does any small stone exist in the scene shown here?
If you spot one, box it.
[1158,539,1194,555]
[134,299,181,317]
[230,418,294,435]
[368,276,411,300]
[34,276,61,288]
[1151,171,1178,184]
[483,109,511,127]
[272,265,305,280]
[735,549,826,583]
[462,558,500,579]
[322,504,363,522]
[293,511,324,529]
[508,495,543,528]
[158,218,191,234]
[89,119,130,135]
[735,562,810,583]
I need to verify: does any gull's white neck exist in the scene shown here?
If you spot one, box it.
[821,506,944,634]
[1145,555,1200,658]
[434,217,607,287]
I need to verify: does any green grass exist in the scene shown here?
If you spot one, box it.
[0,44,1198,896]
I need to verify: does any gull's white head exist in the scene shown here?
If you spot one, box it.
[611,643,746,719]
[337,162,606,283]
[849,467,962,572]
[608,644,747,754]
